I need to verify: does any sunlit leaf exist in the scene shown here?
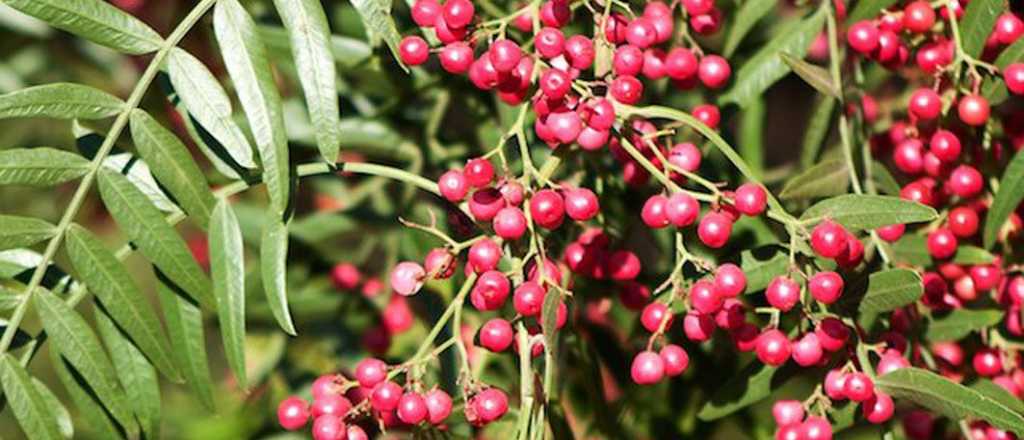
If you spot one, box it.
[211,199,248,389]
[0,83,122,120]
[2,0,163,54]
[261,216,295,335]
[0,353,64,440]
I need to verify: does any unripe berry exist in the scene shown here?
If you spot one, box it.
[811,220,849,258]
[660,344,689,376]
[631,350,665,385]
[479,318,514,352]
[766,276,801,312]
[756,329,792,366]
[278,396,310,430]
[809,271,843,304]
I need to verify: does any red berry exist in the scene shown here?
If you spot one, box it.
[493,207,527,240]
[843,372,874,402]
[772,400,805,427]
[424,248,455,279]
[424,389,453,425]
[468,238,502,273]
[469,188,504,221]
[683,0,714,15]
[927,227,958,259]
[442,0,474,29]
[665,192,700,227]
[714,263,747,298]
[479,318,514,352]
[411,0,441,27]
[698,55,731,89]
[903,1,936,33]
[957,94,990,126]
[893,138,924,175]
[473,388,509,422]
[371,381,403,411]
[766,276,801,312]
[948,165,984,198]
[642,194,671,228]
[464,158,494,188]
[733,183,767,216]
[397,392,428,424]
[974,348,1003,376]
[535,27,565,58]
[1005,63,1024,95]
[470,270,511,311]
[390,261,425,296]
[312,415,345,440]
[690,280,723,314]
[698,211,733,248]
[847,20,880,53]
[610,75,643,104]
[825,369,848,400]
[399,36,430,65]
[756,329,792,366]
[631,350,666,384]
[665,47,698,80]
[488,39,522,72]
[668,142,702,172]
[801,416,833,440]
[816,318,850,352]
[355,358,388,388]
[278,396,310,430]
[563,188,599,221]
[995,13,1024,45]
[331,263,361,291]
[641,302,673,332]
[792,333,824,367]
[613,45,644,76]
[539,68,571,99]
[684,311,715,341]
[530,189,566,229]
[809,271,844,304]
[438,169,468,202]
[811,220,849,258]
[876,223,905,242]
[625,17,658,48]
[692,104,720,129]
[513,281,545,317]
[660,344,689,376]
[564,35,595,69]
[434,13,468,44]
[876,351,910,375]
[929,129,961,162]
[908,88,941,120]
[606,250,641,281]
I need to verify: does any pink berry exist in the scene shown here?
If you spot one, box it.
[864,392,895,424]
[843,372,874,402]
[733,183,767,216]
[698,55,731,89]
[397,392,428,424]
[513,281,546,317]
[642,194,671,228]
[792,333,823,367]
[816,318,850,352]
[665,47,698,80]
[929,129,961,162]
[488,39,522,72]
[479,318,515,352]
[1005,63,1024,94]
[390,261,425,296]
[535,27,565,58]
[665,192,700,227]
[698,211,733,248]
[278,396,310,430]
[470,270,511,311]
[438,170,468,202]
[641,302,673,332]
[690,280,724,314]
[876,224,906,242]
[811,220,848,258]
[355,358,388,388]
[442,0,474,28]
[424,388,453,424]
[757,329,792,366]
[493,207,527,240]
[468,238,502,273]
[801,416,833,440]
[693,104,721,129]
[312,415,345,440]
[660,344,689,376]
[847,20,880,53]
[684,311,715,342]
[564,187,599,221]
[908,88,941,120]
[371,381,403,411]
[473,388,509,422]
[312,394,352,418]
[714,263,747,298]
[927,228,958,259]
[610,75,643,104]
[530,189,566,229]
[825,369,847,400]
[631,350,666,384]
[766,276,801,312]
[399,36,430,65]
[973,348,1003,377]
[424,248,455,279]
[464,158,494,188]
[331,263,361,291]
[809,271,843,304]
[411,0,441,27]
[772,400,805,427]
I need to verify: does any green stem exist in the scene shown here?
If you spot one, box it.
[0,0,220,355]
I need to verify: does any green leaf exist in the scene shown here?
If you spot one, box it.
[927,309,1005,342]
[984,148,1024,249]
[214,0,291,217]
[698,361,791,420]
[166,48,257,170]
[953,245,996,265]
[800,96,836,168]
[257,25,373,69]
[129,109,216,227]
[0,215,55,250]
[97,169,214,309]
[48,345,124,440]
[846,0,900,24]
[972,380,1024,415]
[960,0,1002,58]
[738,96,765,178]
[720,9,826,107]
[0,83,123,120]
[350,0,407,71]
[261,216,295,335]
[858,268,924,315]
[65,225,180,381]
[271,0,341,164]
[723,0,778,57]
[0,354,64,440]
[779,160,849,200]
[877,367,1024,435]
[32,377,73,439]
[0,148,91,187]
[870,160,901,195]
[740,246,789,294]
[94,306,161,440]
[891,234,932,266]
[982,37,1024,104]
[801,195,938,231]
[155,278,215,410]
[33,290,136,433]
[210,199,247,389]
[780,52,839,98]
[2,0,163,54]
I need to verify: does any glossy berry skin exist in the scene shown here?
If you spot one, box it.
[513,281,545,317]
[625,17,658,48]
[312,394,352,418]
[535,27,565,58]
[692,104,720,129]
[714,263,747,298]
[811,220,849,258]
[665,193,700,227]
[698,55,731,89]
[563,188,599,221]
[1005,63,1024,95]
[684,312,715,342]
[355,358,388,388]
[927,228,958,259]
[756,329,792,366]
[733,183,767,216]
[825,370,848,400]
[442,0,474,28]
[642,195,670,228]
[493,207,527,240]
[668,142,702,172]
[530,189,566,229]
[640,302,673,332]
[908,88,941,120]
[540,69,571,99]
[665,47,698,80]
[766,276,801,312]
[488,39,522,72]
[606,250,642,281]
[974,348,1003,377]
[957,94,990,126]
[613,45,643,76]
[809,271,844,304]
[863,392,895,424]
[631,350,666,385]
[424,248,455,279]
[411,0,441,26]
[397,392,428,425]
[564,35,595,69]
[391,262,425,296]
[948,165,983,198]
[479,318,514,352]
[698,212,733,248]
[278,396,310,430]
[876,223,905,242]
[438,170,468,201]
[399,36,430,65]
[929,129,961,162]
[471,270,511,311]
[902,1,936,33]
[371,381,403,411]
[792,333,823,367]
[610,75,643,104]
[801,416,833,440]
[772,400,805,427]
[473,388,509,423]
[995,13,1024,45]
[816,317,850,352]
[847,20,880,53]
[312,415,345,440]
[468,238,502,273]
[464,158,494,188]
[660,344,689,376]
[424,389,453,425]
[843,373,874,402]
[690,280,723,314]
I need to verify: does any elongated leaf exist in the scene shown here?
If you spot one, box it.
[211,199,247,389]
[65,225,180,380]
[779,160,849,200]
[166,48,256,169]
[960,0,1002,58]
[0,354,63,440]
[48,345,123,440]
[801,195,938,230]
[350,0,406,70]
[723,0,777,57]
[800,96,836,167]
[953,245,996,265]
[972,380,1024,415]
[698,361,792,420]
[94,306,161,440]
[739,96,765,178]
[847,0,900,24]
[97,169,214,309]
[258,25,373,69]
[32,378,73,439]
[2,0,163,54]
[891,234,932,267]
[160,74,244,180]
[780,52,839,98]
[261,216,295,335]
[984,148,1024,249]
[878,367,1024,435]
[858,268,923,314]
[870,160,901,195]
[130,109,216,226]
[215,0,291,217]
[272,0,341,163]
[0,148,91,187]
[927,309,1004,342]
[982,38,1024,104]
[0,215,55,250]
[0,83,123,120]
[155,278,215,410]
[33,290,136,432]
[740,246,788,294]
[720,9,826,107]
